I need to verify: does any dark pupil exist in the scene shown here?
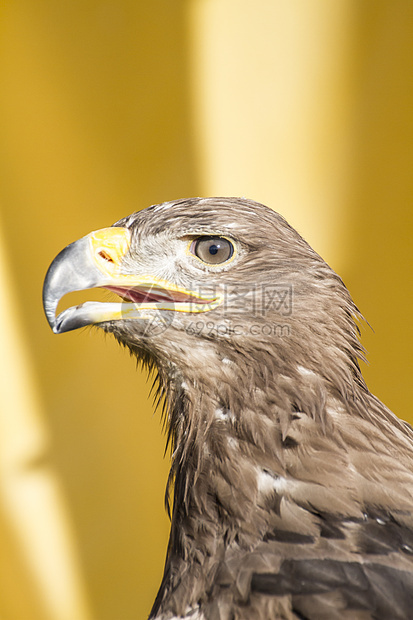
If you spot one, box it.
[209,244,219,255]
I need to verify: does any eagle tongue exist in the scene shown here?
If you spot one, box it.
[106,285,209,305]
[105,285,173,304]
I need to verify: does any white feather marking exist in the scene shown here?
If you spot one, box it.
[215,408,228,421]
[325,400,346,418]
[297,365,316,377]
[215,408,234,422]
[273,476,294,494]
[257,469,292,494]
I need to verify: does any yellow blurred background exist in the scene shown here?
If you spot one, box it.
[0,1,412,618]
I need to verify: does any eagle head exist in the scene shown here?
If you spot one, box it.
[43,197,363,397]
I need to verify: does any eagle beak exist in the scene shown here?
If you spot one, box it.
[43,227,221,334]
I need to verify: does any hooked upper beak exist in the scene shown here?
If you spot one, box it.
[42,227,221,334]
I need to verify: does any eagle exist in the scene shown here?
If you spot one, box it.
[43,197,413,619]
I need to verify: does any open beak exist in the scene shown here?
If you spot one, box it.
[43,227,221,334]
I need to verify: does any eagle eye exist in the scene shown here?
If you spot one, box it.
[191,236,234,265]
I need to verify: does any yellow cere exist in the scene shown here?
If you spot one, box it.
[89,227,132,276]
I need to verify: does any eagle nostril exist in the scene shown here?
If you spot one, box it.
[98,250,114,263]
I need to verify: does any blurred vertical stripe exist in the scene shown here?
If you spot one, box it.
[0,223,92,620]
[188,0,357,265]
